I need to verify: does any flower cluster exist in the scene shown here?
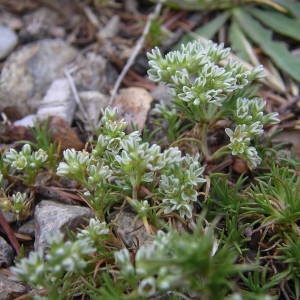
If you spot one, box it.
[159,154,206,218]
[11,218,109,291]
[4,144,48,171]
[226,97,279,168]
[57,107,206,219]
[3,144,48,183]
[148,40,263,109]
[10,192,28,219]
[147,40,279,168]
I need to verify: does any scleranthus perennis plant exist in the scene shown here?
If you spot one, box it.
[147,40,279,168]
[114,225,245,299]
[11,218,110,300]
[3,144,48,184]
[57,107,206,220]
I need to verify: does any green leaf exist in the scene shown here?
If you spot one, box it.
[174,12,230,48]
[193,11,230,39]
[233,8,300,81]
[273,0,300,19]
[248,8,300,40]
[228,21,253,62]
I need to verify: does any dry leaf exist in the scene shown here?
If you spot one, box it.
[48,116,84,151]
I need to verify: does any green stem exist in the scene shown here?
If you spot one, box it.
[199,123,210,159]
[210,145,231,161]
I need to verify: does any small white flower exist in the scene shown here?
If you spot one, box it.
[138,277,156,297]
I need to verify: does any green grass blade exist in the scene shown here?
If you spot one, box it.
[228,21,255,62]
[248,8,300,40]
[233,8,300,81]
[174,12,230,49]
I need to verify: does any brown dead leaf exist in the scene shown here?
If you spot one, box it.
[0,124,34,143]
[36,186,83,205]
[48,116,84,151]
[112,87,153,130]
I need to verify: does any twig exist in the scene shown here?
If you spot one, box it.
[0,210,20,255]
[64,66,95,131]
[82,4,101,28]
[109,0,165,105]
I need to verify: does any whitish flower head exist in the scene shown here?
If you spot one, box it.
[114,248,135,275]
[138,277,156,297]
[77,218,109,244]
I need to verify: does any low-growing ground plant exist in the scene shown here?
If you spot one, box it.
[147,40,279,168]
[4,39,299,299]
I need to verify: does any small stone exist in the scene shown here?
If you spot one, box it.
[17,219,35,238]
[77,91,109,127]
[0,39,78,116]
[73,52,107,92]
[112,210,153,248]
[37,78,76,124]
[0,273,27,300]
[13,114,37,127]
[113,87,153,130]
[1,212,17,224]
[34,200,94,253]
[20,7,65,42]
[0,25,18,60]
[0,12,23,31]
[0,237,14,267]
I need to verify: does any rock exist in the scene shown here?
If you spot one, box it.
[19,7,65,42]
[13,114,37,127]
[1,212,17,224]
[112,87,153,130]
[112,210,153,248]
[0,273,27,300]
[0,237,14,267]
[73,52,108,92]
[34,200,94,253]
[0,39,78,116]
[17,219,35,238]
[77,91,109,127]
[0,25,18,60]
[37,78,76,124]
[0,11,23,31]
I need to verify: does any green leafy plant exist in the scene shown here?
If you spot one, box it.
[242,165,300,233]
[114,224,246,299]
[5,37,300,299]
[11,218,110,300]
[56,107,206,220]
[147,40,279,168]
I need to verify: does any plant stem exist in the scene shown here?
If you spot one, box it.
[199,123,210,160]
[210,145,231,161]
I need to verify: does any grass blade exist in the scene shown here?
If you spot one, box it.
[228,21,258,63]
